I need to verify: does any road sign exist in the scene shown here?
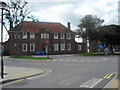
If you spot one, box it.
[98,44,103,49]
[46,40,49,44]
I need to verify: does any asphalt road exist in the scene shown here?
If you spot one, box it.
[2,55,118,88]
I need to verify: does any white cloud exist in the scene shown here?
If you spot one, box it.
[28,0,119,29]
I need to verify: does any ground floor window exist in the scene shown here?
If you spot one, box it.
[61,43,65,51]
[67,44,71,51]
[30,44,35,51]
[78,45,81,51]
[22,44,27,51]
[54,44,59,51]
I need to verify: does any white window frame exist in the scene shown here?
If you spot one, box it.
[44,33,46,38]
[78,45,82,51]
[67,34,71,39]
[22,44,27,51]
[22,32,27,39]
[54,44,59,51]
[30,32,35,39]
[14,34,20,39]
[30,44,35,51]
[61,43,65,51]
[54,33,58,39]
[41,33,44,38]
[46,34,49,39]
[41,33,49,39]
[67,44,71,51]
[60,33,65,39]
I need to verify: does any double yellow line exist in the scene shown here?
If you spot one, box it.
[0,79,25,87]
[103,72,117,79]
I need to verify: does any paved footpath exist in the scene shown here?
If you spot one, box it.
[0,66,51,84]
[105,79,119,89]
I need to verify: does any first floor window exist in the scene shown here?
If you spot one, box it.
[60,33,65,39]
[41,33,44,38]
[67,44,71,51]
[61,43,65,51]
[22,44,27,51]
[30,44,35,51]
[54,33,58,39]
[46,34,49,38]
[78,45,81,51]
[22,32,27,39]
[30,32,35,39]
[41,33,49,39]
[67,34,71,39]
[54,44,59,51]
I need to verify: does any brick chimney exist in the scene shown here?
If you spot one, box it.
[67,22,71,30]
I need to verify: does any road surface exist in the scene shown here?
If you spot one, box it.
[1,55,118,88]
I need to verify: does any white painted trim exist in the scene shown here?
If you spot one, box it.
[22,44,27,51]
[30,44,35,51]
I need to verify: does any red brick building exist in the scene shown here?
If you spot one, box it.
[4,21,85,55]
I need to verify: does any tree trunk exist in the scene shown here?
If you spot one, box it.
[10,20,13,30]
[110,44,114,54]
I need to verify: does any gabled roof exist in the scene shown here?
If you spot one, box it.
[13,21,74,33]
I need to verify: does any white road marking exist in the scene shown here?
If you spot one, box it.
[80,78,103,88]
[66,60,70,61]
[79,60,84,62]
[102,58,108,60]
[86,60,92,62]
[52,60,57,61]
[47,75,66,83]
[27,73,47,80]
[94,60,100,62]
[72,60,77,62]
[59,59,63,61]
[46,60,50,61]
[59,76,81,85]
[102,60,108,62]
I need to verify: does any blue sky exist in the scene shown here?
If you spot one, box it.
[0,0,120,42]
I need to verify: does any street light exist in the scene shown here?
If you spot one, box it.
[0,2,7,79]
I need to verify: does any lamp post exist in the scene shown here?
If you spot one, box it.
[45,40,49,58]
[0,2,7,79]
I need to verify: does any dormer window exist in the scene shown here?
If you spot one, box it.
[22,32,27,39]
[30,32,35,39]
[60,33,65,39]
[54,33,58,39]
[67,34,71,39]
[41,33,49,39]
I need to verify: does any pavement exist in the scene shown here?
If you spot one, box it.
[0,66,51,85]
[104,71,119,89]
[105,79,119,88]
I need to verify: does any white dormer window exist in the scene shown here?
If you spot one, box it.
[30,32,35,39]
[54,33,58,39]
[67,34,71,39]
[60,33,65,39]
[22,32,27,39]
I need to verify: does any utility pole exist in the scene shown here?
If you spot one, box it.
[0,2,7,79]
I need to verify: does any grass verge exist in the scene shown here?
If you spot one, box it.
[79,52,120,56]
[10,56,52,59]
